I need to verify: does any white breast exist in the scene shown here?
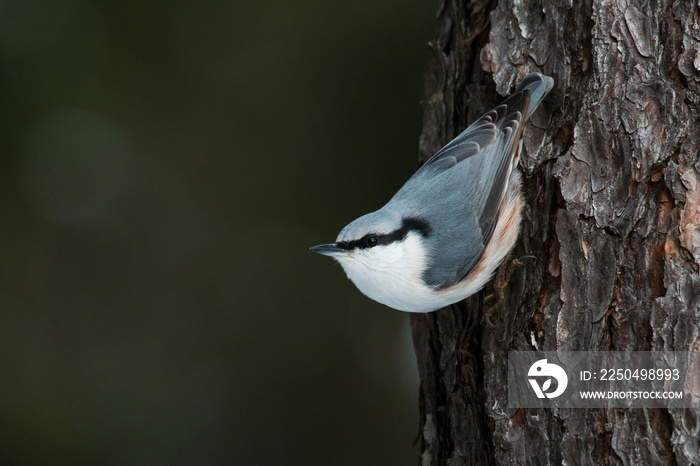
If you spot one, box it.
[333,233,436,312]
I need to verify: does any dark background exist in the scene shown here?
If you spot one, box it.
[0,1,436,464]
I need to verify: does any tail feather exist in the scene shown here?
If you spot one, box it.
[514,73,554,120]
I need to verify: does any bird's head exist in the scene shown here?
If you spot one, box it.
[311,212,433,306]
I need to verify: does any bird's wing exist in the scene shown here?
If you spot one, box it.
[410,87,534,289]
[476,91,530,246]
[422,72,552,171]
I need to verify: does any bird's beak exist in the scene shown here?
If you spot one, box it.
[310,243,346,256]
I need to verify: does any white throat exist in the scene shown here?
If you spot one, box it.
[334,233,435,312]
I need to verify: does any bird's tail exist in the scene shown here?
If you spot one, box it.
[514,73,554,120]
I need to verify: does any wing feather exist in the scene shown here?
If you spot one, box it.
[386,73,551,289]
[414,89,531,288]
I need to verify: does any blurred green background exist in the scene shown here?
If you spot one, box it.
[0,0,435,464]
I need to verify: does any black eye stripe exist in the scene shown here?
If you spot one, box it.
[337,217,432,251]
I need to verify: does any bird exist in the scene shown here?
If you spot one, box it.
[310,73,553,313]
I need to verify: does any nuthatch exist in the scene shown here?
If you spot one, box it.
[311,73,553,313]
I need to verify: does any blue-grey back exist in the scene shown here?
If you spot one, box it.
[384,73,553,289]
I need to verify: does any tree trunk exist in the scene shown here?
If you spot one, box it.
[411,0,700,464]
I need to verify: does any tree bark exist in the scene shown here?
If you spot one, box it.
[411,0,700,464]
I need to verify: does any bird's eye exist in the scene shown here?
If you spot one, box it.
[364,235,378,248]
